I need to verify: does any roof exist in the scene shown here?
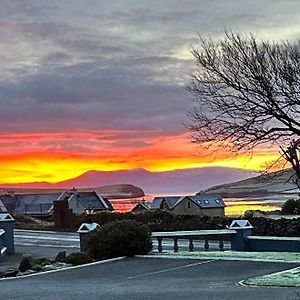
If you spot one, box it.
[187,195,226,209]
[0,195,18,212]
[151,197,181,209]
[156,194,226,210]
[14,193,62,215]
[70,191,114,211]
[132,202,151,211]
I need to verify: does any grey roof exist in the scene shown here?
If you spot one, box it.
[14,193,61,215]
[0,191,113,216]
[132,202,151,211]
[72,192,113,211]
[151,197,181,209]
[0,195,17,213]
[185,195,226,208]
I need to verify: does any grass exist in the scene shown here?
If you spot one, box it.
[243,267,300,287]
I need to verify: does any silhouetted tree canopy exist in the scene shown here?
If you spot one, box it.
[187,32,300,184]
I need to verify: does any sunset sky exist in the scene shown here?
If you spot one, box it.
[1,1,299,184]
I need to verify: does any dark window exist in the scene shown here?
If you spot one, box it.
[187,201,191,208]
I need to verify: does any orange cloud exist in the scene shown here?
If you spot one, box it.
[0,130,281,184]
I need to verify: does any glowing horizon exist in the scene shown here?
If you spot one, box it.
[0,130,281,184]
[0,1,298,185]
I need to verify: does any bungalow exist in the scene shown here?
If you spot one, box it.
[0,190,113,217]
[14,193,63,216]
[170,195,225,217]
[134,195,225,217]
[66,190,113,214]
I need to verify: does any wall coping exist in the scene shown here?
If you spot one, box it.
[152,229,236,238]
[247,236,300,241]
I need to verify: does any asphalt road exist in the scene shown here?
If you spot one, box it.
[0,257,299,300]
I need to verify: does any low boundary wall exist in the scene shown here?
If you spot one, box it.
[151,220,300,253]
[246,236,300,252]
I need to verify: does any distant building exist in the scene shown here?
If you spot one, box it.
[15,193,63,216]
[0,190,113,217]
[67,190,113,214]
[170,195,225,217]
[132,195,225,217]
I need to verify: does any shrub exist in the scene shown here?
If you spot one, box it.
[33,257,50,266]
[86,220,152,260]
[65,252,94,266]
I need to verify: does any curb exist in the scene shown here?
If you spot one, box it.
[0,256,125,281]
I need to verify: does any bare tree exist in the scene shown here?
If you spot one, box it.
[187,32,300,181]
[280,139,300,188]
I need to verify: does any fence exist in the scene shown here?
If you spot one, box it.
[152,220,300,253]
[152,229,236,252]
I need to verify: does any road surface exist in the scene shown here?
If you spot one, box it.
[0,257,299,299]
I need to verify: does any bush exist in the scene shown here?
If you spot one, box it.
[86,220,152,260]
[65,252,94,266]
[33,257,50,266]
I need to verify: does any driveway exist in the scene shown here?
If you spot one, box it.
[0,257,299,300]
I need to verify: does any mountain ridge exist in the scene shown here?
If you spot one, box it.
[0,166,256,194]
[199,169,299,197]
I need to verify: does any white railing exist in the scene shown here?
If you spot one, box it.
[152,229,236,252]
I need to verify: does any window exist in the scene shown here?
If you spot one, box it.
[215,199,220,204]
[204,200,209,204]
[187,201,191,208]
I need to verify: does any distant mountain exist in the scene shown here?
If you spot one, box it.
[0,167,256,194]
[199,169,299,198]
[0,184,144,199]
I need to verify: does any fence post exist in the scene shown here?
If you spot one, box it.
[229,220,253,251]
[0,213,15,254]
[77,223,100,252]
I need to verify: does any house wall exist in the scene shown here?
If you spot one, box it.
[170,198,225,217]
[68,197,86,214]
[201,207,225,217]
[171,198,202,215]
